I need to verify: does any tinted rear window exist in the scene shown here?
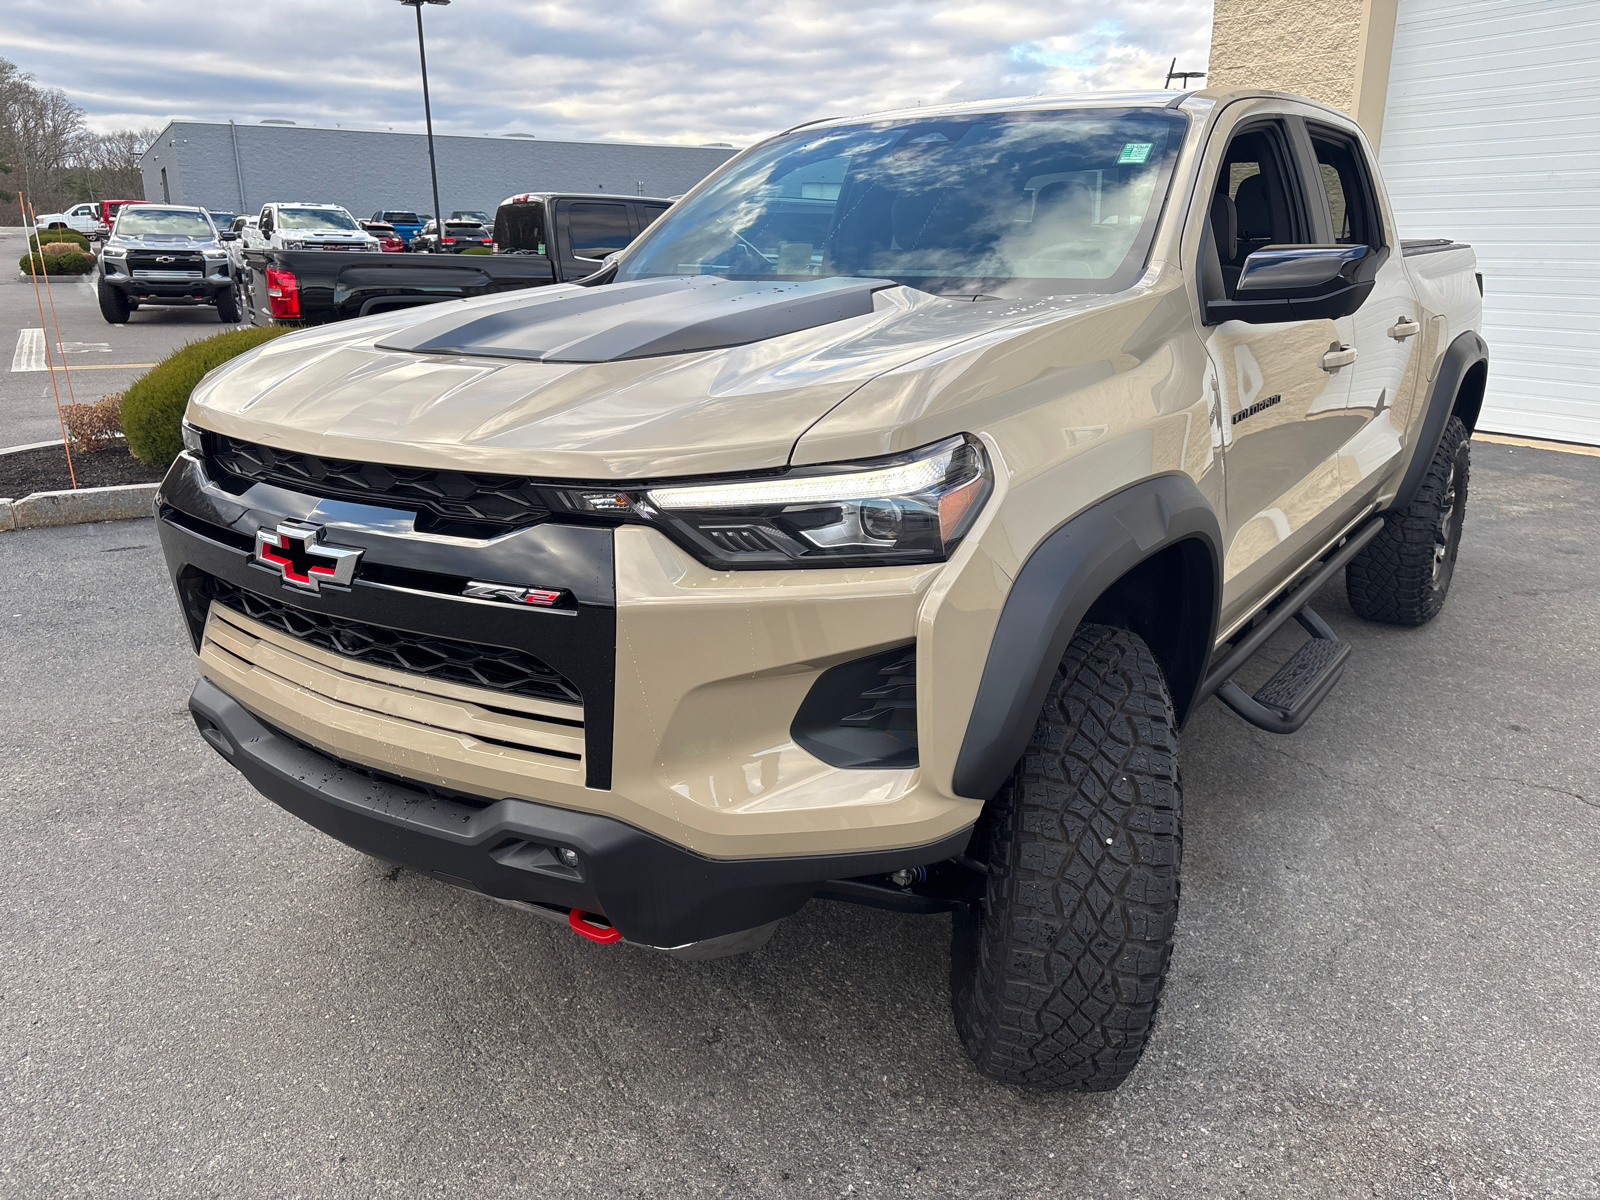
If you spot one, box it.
[492,201,547,253]
[567,202,633,258]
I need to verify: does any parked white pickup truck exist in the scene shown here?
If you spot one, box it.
[242,202,379,253]
[32,202,101,237]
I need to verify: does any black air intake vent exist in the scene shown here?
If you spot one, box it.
[791,643,918,770]
[206,435,553,534]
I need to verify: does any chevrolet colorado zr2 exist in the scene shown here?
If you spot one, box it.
[155,89,1487,1090]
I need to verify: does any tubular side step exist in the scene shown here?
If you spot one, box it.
[1215,606,1351,734]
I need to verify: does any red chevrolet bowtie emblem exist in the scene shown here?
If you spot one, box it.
[252,521,364,592]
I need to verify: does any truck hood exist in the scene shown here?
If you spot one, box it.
[108,234,220,250]
[188,277,1100,480]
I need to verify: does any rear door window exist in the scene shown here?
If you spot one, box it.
[1307,126,1383,248]
[565,202,633,259]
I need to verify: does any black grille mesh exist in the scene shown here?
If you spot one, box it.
[208,436,552,531]
[207,577,581,706]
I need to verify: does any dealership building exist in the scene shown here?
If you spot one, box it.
[139,120,738,223]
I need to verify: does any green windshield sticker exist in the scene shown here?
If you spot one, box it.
[1118,142,1154,164]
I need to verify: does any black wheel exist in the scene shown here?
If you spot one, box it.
[216,282,241,323]
[951,624,1182,1091]
[1346,415,1470,626]
[97,278,130,324]
[127,301,141,310]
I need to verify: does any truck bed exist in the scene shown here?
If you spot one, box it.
[238,248,557,327]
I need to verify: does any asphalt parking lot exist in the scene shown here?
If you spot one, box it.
[2,227,228,450]
[1,439,1597,1199]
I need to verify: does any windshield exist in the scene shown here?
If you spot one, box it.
[116,208,216,237]
[383,211,421,225]
[618,107,1185,297]
[278,207,359,231]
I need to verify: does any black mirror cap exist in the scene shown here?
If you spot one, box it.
[219,231,239,242]
[1205,243,1388,326]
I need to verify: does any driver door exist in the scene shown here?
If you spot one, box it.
[1198,113,1359,630]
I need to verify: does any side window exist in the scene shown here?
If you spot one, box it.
[566,202,632,259]
[1206,121,1311,295]
[1308,126,1382,249]
[637,203,669,229]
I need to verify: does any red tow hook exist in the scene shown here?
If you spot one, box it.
[568,909,623,944]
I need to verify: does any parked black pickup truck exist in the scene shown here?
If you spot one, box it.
[237,192,673,326]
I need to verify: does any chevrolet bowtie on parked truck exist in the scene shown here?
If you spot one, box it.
[157,89,1486,1090]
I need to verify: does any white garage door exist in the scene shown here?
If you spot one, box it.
[1379,0,1600,445]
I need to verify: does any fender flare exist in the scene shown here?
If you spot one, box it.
[1390,330,1488,512]
[950,474,1223,801]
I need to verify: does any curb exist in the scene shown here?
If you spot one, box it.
[0,483,158,532]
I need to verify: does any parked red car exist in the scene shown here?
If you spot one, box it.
[360,221,407,253]
[96,199,147,235]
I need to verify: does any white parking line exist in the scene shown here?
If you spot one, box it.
[11,328,45,372]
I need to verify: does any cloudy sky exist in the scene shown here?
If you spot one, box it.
[2,0,1213,146]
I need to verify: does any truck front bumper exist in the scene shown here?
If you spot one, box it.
[190,677,970,948]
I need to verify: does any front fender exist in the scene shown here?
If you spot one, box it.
[951,474,1222,800]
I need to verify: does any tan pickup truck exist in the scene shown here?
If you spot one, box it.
[156,87,1487,1090]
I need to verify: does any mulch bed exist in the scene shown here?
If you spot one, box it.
[0,443,166,498]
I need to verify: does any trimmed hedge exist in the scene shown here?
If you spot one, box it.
[30,229,91,252]
[20,249,96,275]
[123,326,294,468]
[458,246,492,255]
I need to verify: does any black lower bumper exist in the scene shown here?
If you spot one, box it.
[106,277,227,301]
[190,679,971,947]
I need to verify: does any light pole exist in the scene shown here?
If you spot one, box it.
[399,0,449,230]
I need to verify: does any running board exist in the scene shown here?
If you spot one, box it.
[1215,607,1351,733]
[1201,518,1383,735]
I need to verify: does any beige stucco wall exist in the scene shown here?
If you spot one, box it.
[1208,0,1398,145]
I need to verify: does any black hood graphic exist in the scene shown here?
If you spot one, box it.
[375,275,894,364]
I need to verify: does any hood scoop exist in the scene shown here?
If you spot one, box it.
[375,275,893,364]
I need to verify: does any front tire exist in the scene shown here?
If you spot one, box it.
[97,279,130,324]
[215,282,241,323]
[1346,415,1470,626]
[951,624,1182,1091]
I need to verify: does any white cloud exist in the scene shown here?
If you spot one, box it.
[1,0,1213,145]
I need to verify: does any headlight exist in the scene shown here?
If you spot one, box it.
[285,240,304,250]
[557,434,992,569]
[180,422,204,454]
[203,248,228,259]
[100,245,126,259]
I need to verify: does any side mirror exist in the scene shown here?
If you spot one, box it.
[1205,243,1384,325]
[219,231,239,242]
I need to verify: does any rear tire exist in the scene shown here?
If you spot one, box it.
[950,624,1182,1090]
[216,283,240,323]
[97,279,130,324]
[1346,415,1470,626]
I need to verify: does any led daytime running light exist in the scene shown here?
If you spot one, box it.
[649,449,954,511]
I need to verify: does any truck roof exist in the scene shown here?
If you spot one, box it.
[498,191,673,207]
[794,87,1360,132]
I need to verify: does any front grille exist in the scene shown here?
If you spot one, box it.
[129,250,205,274]
[207,435,553,533]
[206,576,581,705]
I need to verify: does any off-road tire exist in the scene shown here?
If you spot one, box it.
[1346,415,1470,626]
[97,278,130,324]
[951,623,1182,1090]
[215,283,241,323]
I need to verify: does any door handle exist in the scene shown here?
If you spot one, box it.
[1320,342,1357,372]
[1388,316,1421,340]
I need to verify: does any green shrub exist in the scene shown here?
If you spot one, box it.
[30,229,90,252]
[123,327,294,468]
[458,246,492,255]
[20,249,96,275]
